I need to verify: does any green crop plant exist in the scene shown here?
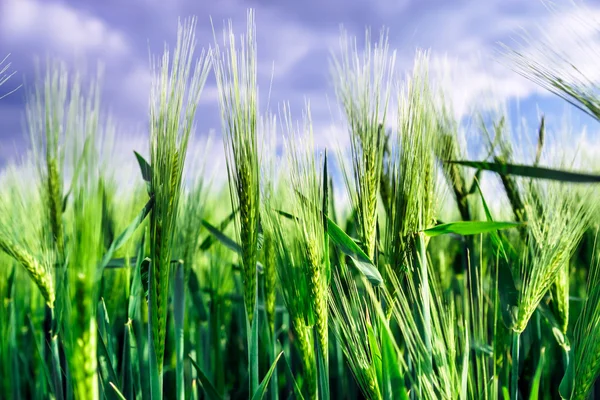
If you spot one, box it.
[147,16,211,391]
[1,5,600,400]
[212,10,261,324]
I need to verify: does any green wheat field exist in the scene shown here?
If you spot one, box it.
[1,8,600,400]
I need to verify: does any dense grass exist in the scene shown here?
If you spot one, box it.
[1,7,600,400]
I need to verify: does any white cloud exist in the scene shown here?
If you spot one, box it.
[388,0,600,119]
[1,0,129,58]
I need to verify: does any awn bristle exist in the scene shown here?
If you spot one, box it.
[0,54,20,99]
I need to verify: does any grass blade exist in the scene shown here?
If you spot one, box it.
[98,299,120,398]
[109,382,127,400]
[327,217,382,286]
[134,151,153,183]
[448,160,600,183]
[529,347,546,400]
[188,356,223,400]
[423,221,522,237]
[316,330,330,400]
[98,196,154,275]
[201,219,242,255]
[276,202,382,286]
[199,210,237,251]
[251,351,283,400]
[120,322,134,400]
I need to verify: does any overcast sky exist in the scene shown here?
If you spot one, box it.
[1,0,599,180]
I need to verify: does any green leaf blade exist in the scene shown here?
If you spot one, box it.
[448,160,600,183]
[423,221,522,237]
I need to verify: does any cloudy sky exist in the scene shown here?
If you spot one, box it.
[1,0,599,179]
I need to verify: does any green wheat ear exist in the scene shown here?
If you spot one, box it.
[384,50,439,278]
[212,9,261,323]
[148,16,211,374]
[0,165,54,308]
[566,240,600,399]
[514,182,594,333]
[282,101,329,369]
[261,178,317,399]
[330,27,396,260]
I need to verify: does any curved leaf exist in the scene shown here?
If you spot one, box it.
[423,221,522,237]
[188,356,223,400]
[201,219,242,255]
[251,351,283,400]
[448,160,600,183]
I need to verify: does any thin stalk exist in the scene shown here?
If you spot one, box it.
[9,278,20,400]
[210,296,223,394]
[50,334,63,400]
[148,259,162,400]
[173,261,185,400]
[248,308,260,396]
[511,331,521,400]
[263,278,279,400]
[270,328,278,400]
[418,231,432,360]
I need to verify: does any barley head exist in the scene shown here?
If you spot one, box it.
[282,102,329,358]
[0,163,55,308]
[212,10,260,322]
[569,244,600,399]
[514,182,594,333]
[330,27,396,260]
[148,16,211,371]
[261,191,318,398]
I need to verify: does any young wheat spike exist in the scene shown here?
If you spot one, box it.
[330,27,396,260]
[282,101,329,370]
[26,61,71,261]
[148,16,211,374]
[261,187,317,399]
[514,182,594,333]
[0,235,54,307]
[212,9,260,322]
[385,51,439,277]
[567,237,600,399]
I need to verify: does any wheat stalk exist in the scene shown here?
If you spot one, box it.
[148,16,211,375]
